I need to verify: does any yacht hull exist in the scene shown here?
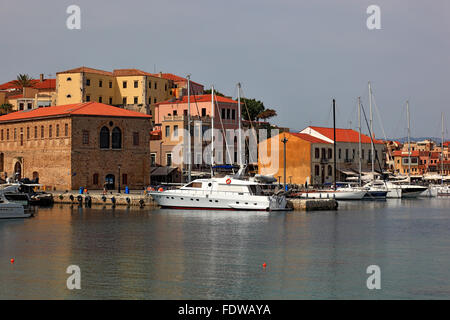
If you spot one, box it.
[150,192,287,211]
[0,205,29,219]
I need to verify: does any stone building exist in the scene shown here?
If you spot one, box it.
[0,102,151,190]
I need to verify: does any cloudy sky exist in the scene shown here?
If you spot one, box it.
[1,0,449,138]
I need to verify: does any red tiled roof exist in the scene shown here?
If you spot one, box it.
[156,94,238,105]
[393,150,420,157]
[7,94,23,99]
[33,79,56,90]
[290,132,331,144]
[57,67,113,76]
[307,126,384,144]
[113,69,154,77]
[430,152,441,159]
[153,73,203,87]
[0,102,151,122]
[0,79,55,91]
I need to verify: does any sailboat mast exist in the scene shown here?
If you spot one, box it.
[369,82,374,180]
[407,100,411,179]
[442,112,444,185]
[333,99,337,190]
[187,74,191,183]
[237,83,243,167]
[358,97,362,186]
[210,85,215,178]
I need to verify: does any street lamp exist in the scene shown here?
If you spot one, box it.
[118,164,121,193]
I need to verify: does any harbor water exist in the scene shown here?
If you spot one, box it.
[1,198,449,299]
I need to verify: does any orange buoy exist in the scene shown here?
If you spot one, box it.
[226,178,232,184]
[262,262,266,268]
[158,187,164,192]
[10,258,14,264]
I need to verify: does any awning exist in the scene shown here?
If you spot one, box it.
[151,167,178,176]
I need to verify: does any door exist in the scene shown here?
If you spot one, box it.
[14,162,22,180]
[105,174,115,190]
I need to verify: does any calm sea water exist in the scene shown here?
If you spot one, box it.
[0,198,449,300]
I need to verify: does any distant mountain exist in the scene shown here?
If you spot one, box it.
[391,137,442,144]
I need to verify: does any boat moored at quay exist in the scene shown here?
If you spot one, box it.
[150,176,288,211]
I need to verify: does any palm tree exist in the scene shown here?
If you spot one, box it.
[0,103,13,115]
[257,108,277,121]
[11,74,35,89]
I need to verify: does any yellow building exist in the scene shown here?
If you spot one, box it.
[56,67,175,116]
[0,75,56,111]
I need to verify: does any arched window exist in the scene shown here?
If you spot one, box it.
[112,127,122,149]
[328,165,332,176]
[100,126,110,149]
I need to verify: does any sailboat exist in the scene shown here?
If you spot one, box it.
[388,101,427,198]
[355,91,387,199]
[427,113,450,197]
[149,83,288,211]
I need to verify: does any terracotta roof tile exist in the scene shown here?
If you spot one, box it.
[307,126,384,144]
[290,132,331,144]
[113,69,154,77]
[0,79,55,91]
[56,67,113,76]
[0,102,151,122]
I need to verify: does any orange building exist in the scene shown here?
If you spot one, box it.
[258,132,332,186]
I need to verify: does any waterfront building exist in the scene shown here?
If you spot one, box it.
[0,102,151,190]
[55,67,203,119]
[0,74,56,111]
[259,127,386,186]
[150,94,240,182]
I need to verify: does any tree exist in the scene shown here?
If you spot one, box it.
[257,108,277,121]
[240,98,265,121]
[11,74,35,89]
[0,103,13,115]
[203,89,225,97]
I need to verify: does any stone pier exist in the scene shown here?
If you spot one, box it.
[287,198,338,211]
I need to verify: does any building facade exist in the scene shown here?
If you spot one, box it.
[55,67,203,119]
[0,74,56,111]
[0,102,151,190]
[150,94,240,182]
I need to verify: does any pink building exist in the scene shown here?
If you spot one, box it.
[153,94,240,130]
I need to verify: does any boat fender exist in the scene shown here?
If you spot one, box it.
[77,195,82,203]
[85,196,92,206]
[59,194,64,200]
[69,194,74,201]
[111,196,116,204]
[126,197,131,204]
[101,195,107,202]
[139,199,145,207]
[226,178,232,184]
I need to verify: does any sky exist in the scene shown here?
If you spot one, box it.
[1,0,449,139]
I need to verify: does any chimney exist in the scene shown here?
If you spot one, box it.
[40,74,44,82]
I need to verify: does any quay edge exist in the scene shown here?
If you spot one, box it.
[287,198,338,211]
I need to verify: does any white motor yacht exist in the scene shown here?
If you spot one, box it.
[149,176,288,211]
[0,192,30,219]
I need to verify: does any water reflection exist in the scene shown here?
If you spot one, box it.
[0,199,449,299]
